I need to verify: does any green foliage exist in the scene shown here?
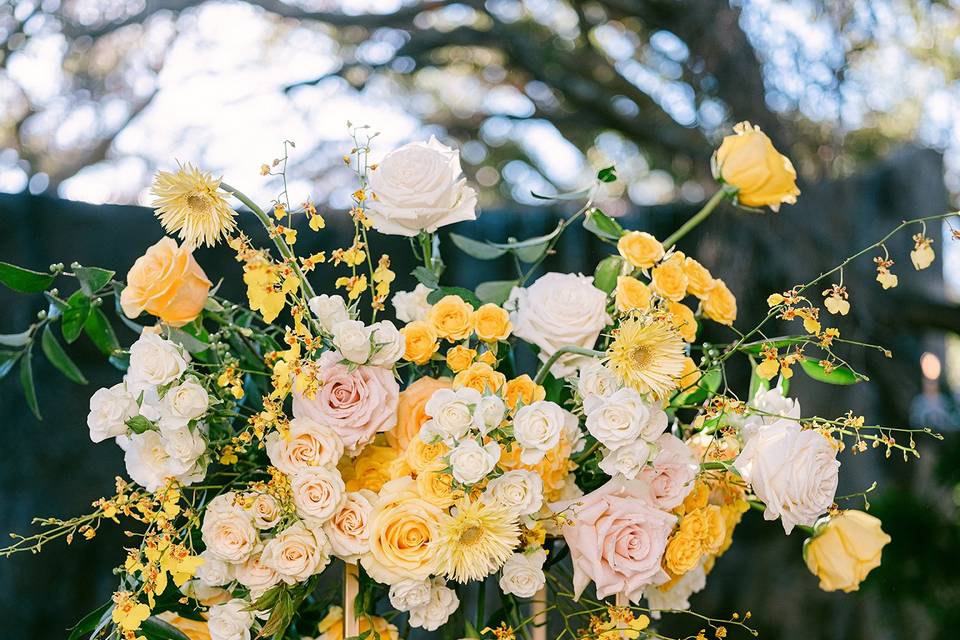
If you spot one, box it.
[40,325,87,384]
[475,280,517,305]
[593,255,624,294]
[582,208,624,241]
[0,261,55,293]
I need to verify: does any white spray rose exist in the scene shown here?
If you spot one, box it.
[366,137,478,236]
[598,440,652,480]
[508,273,610,378]
[421,387,481,444]
[120,430,178,492]
[127,332,189,389]
[87,383,139,443]
[392,284,432,323]
[207,598,255,640]
[368,320,406,367]
[499,549,546,598]
[577,359,619,399]
[161,424,207,471]
[332,320,372,364]
[290,467,346,527]
[584,387,667,450]
[472,395,507,435]
[484,470,544,517]
[261,521,331,584]
[734,419,839,534]
[195,550,234,588]
[513,401,568,464]
[159,378,209,430]
[309,294,350,333]
[448,440,500,485]
[201,493,259,563]
[388,577,433,612]
[324,490,378,563]
[234,551,281,599]
[407,578,460,631]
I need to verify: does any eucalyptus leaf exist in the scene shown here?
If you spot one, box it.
[66,600,112,640]
[0,351,20,379]
[0,329,32,347]
[0,261,55,293]
[75,266,115,296]
[411,266,439,289]
[799,358,862,385]
[19,346,41,420]
[475,280,518,305]
[530,186,591,201]
[427,286,482,309]
[164,326,210,354]
[448,233,507,260]
[582,208,625,241]
[41,325,87,384]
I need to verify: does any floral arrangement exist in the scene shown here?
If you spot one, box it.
[1,122,955,640]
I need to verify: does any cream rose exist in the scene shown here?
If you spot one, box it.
[207,598,254,640]
[576,360,619,399]
[421,387,481,445]
[368,320,406,367]
[367,137,478,236]
[234,550,280,599]
[127,332,189,390]
[392,284,432,323]
[448,440,500,485]
[508,273,610,378]
[291,467,346,527]
[202,493,258,564]
[472,395,506,435]
[483,470,544,517]
[324,489,378,563]
[265,416,344,475]
[159,378,209,430]
[388,578,433,612]
[87,383,139,443]
[331,320,372,364]
[599,440,652,480]
[513,401,573,464]
[120,430,182,492]
[407,578,460,631]
[498,550,546,598]
[195,550,234,588]
[249,493,281,530]
[261,521,332,584]
[308,294,350,333]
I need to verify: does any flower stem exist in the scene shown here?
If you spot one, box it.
[533,345,607,385]
[662,187,733,249]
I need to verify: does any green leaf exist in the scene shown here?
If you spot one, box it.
[530,186,591,201]
[84,307,121,356]
[62,291,91,344]
[411,266,439,289]
[41,325,87,384]
[125,415,155,434]
[0,350,20,379]
[0,329,32,347]
[19,346,41,420]
[0,261,55,293]
[164,326,209,354]
[75,266,115,296]
[427,286,482,309]
[488,225,563,263]
[139,617,191,640]
[66,600,113,640]
[799,358,863,385]
[448,233,507,260]
[597,165,617,183]
[583,208,625,241]
[475,280,518,305]
[674,367,722,406]
[593,255,624,294]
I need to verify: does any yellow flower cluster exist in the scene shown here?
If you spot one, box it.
[400,295,512,368]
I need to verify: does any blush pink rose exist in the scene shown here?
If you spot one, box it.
[554,477,676,603]
[293,351,399,456]
[640,434,698,510]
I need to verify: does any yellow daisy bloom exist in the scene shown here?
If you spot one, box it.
[436,499,519,583]
[151,163,236,247]
[606,314,686,399]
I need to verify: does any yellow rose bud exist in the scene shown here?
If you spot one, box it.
[400,321,439,365]
[503,374,546,410]
[682,256,716,300]
[453,362,506,394]
[667,300,697,342]
[445,345,477,373]
[473,303,512,342]
[617,231,664,269]
[650,253,688,302]
[121,237,212,327]
[476,349,497,366]
[804,510,891,593]
[615,276,652,313]
[713,121,800,211]
[427,295,475,341]
[702,278,737,326]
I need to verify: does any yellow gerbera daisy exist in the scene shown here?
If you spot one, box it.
[151,163,236,248]
[436,499,519,583]
[606,313,686,399]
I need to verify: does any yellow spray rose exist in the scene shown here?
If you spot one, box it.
[341,444,398,493]
[427,294,475,341]
[415,461,462,508]
[650,253,689,302]
[682,256,716,299]
[388,376,452,450]
[121,237,211,327]
[664,530,703,575]
[473,303,512,342]
[702,278,737,326]
[804,510,891,593]
[400,320,439,364]
[617,231,664,269]
[615,276,652,313]
[503,374,546,410]
[453,362,506,393]
[667,300,697,342]
[445,345,477,373]
[713,121,800,211]
[405,437,449,474]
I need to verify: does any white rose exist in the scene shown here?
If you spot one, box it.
[498,549,546,598]
[513,401,568,464]
[120,430,178,492]
[234,550,281,599]
[159,378,209,430]
[734,419,839,534]
[508,273,610,378]
[161,424,207,471]
[202,493,259,563]
[448,440,500,485]
[598,440,652,480]
[332,320,372,364]
[196,550,234,588]
[472,395,506,435]
[392,284,432,323]
[741,386,801,443]
[407,578,460,631]
[484,470,543,517]
[576,359,619,399]
[87,383,139,443]
[309,294,350,333]
[640,434,699,510]
[265,417,344,475]
[127,332,189,388]
[290,467,346,526]
[249,493,281,530]
[583,388,646,450]
[368,320,406,367]
[422,387,481,444]
[388,577,433,612]
[324,490,378,563]
[644,559,707,618]
[367,137,478,236]
[261,521,331,584]
[207,598,255,640]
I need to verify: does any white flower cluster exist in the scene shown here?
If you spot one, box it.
[388,577,460,631]
[308,294,405,367]
[86,332,209,492]
[391,283,432,323]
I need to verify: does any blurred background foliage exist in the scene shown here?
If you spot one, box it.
[2,1,960,639]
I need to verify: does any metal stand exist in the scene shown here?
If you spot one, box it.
[344,562,360,637]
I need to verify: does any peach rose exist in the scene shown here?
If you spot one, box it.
[427,295,474,341]
[121,237,211,327]
[293,351,399,456]
[473,303,512,342]
[387,377,452,450]
[324,489,378,563]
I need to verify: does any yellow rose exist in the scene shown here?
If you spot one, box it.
[617,231,664,269]
[678,509,709,540]
[665,531,703,575]
[400,320,439,364]
[702,278,737,326]
[362,478,444,583]
[340,444,398,493]
[156,613,210,640]
[445,345,476,373]
[682,257,716,299]
[504,374,546,410]
[667,300,697,342]
[804,510,891,593]
[416,461,461,508]
[316,605,399,640]
[474,303,512,342]
[650,252,688,302]
[453,362,505,393]
[702,505,727,554]
[713,121,800,211]
[681,480,711,513]
[405,438,449,474]
[476,349,497,366]
[388,455,413,480]
[615,276,652,313]
[388,377,452,450]
[427,295,475,341]
[121,237,211,327]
